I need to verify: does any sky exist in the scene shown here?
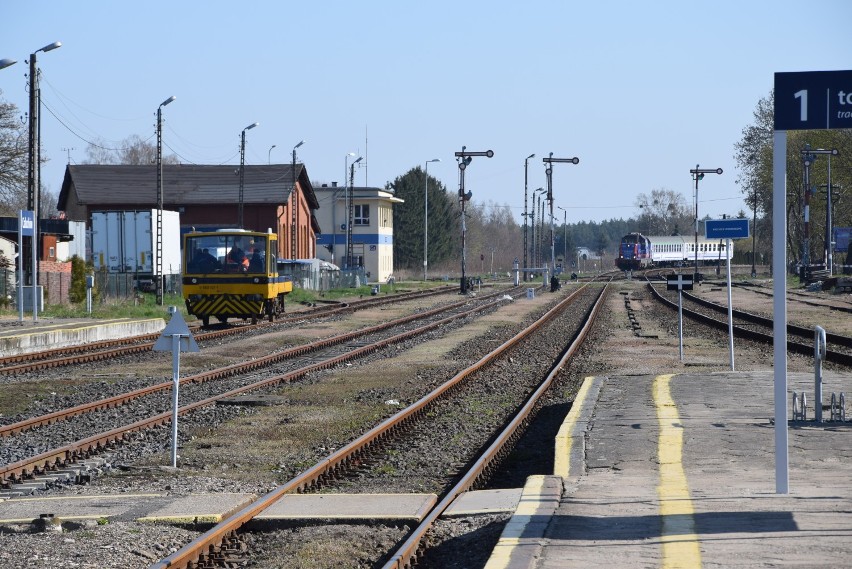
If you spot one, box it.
[2,0,851,226]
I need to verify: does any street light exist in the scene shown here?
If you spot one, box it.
[291,140,305,259]
[237,122,259,228]
[689,164,723,282]
[0,59,16,70]
[26,41,61,323]
[523,153,535,281]
[343,153,355,268]
[543,153,580,278]
[532,187,545,270]
[424,158,440,281]
[268,144,277,164]
[557,206,568,269]
[455,146,494,294]
[155,95,176,306]
[344,154,363,269]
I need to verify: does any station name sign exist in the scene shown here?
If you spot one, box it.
[775,70,852,130]
[705,218,750,240]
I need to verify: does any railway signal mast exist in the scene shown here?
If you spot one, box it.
[800,145,838,279]
[455,147,493,294]
[543,153,579,280]
[689,165,723,282]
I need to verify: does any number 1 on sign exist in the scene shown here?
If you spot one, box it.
[794,89,808,122]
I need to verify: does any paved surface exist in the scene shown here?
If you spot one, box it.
[0,317,165,355]
[0,488,522,526]
[486,371,852,568]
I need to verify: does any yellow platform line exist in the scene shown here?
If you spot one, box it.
[653,374,702,569]
[554,375,595,479]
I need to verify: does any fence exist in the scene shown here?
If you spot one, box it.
[93,272,182,300]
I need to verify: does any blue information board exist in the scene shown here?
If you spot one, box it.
[705,218,749,239]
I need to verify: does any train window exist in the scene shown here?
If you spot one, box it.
[245,237,267,273]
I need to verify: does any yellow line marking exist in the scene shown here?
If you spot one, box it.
[554,376,595,479]
[483,475,549,569]
[653,374,702,569]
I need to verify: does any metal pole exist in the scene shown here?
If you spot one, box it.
[826,156,833,275]
[238,129,246,228]
[678,289,684,362]
[726,237,734,370]
[17,211,23,323]
[772,130,789,494]
[523,154,534,281]
[424,162,429,281]
[170,333,181,468]
[751,192,757,278]
[292,148,298,259]
[694,167,699,282]
[156,96,174,306]
[803,153,811,278]
[424,159,440,280]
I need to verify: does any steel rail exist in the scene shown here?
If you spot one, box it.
[0,287,455,375]
[0,288,510,437]
[382,281,610,569]
[0,291,515,486]
[149,282,598,569]
[647,283,852,366]
[679,287,852,348]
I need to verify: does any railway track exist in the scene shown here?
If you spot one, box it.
[0,285,522,492]
[149,280,610,568]
[648,281,852,366]
[0,286,456,376]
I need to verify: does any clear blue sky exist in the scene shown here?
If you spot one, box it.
[3,0,851,225]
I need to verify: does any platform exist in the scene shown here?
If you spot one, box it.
[0,490,520,526]
[0,317,165,356]
[485,370,852,568]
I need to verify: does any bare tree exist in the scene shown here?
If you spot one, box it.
[635,188,689,235]
[0,92,28,215]
[83,134,179,165]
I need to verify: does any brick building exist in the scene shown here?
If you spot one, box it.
[57,163,320,261]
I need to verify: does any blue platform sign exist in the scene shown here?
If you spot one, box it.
[20,210,34,237]
[705,218,749,239]
[774,70,852,130]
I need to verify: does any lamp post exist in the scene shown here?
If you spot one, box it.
[689,165,723,282]
[238,122,259,229]
[532,188,545,270]
[424,158,440,281]
[155,95,176,306]
[343,153,355,268]
[455,146,494,294]
[750,190,758,278]
[557,206,568,269]
[268,144,276,164]
[523,153,535,281]
[291,140,305,260]
[346,155,363,269]
[530,188,545,268]
[0,59,16,70]
[543,153,580,276]
[26,41,61,322]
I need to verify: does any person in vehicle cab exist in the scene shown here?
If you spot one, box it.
[228,239,249,271]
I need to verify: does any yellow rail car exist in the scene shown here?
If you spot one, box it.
[182,229,293,326]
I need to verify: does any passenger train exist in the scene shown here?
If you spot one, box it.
[182,229,293,326]
[615,232,733,271]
